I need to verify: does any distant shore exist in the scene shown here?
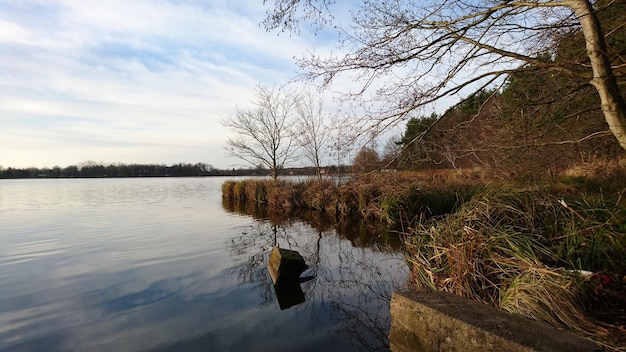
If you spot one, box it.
[0,163,350,179]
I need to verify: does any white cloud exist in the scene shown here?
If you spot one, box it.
[1,0,338,168]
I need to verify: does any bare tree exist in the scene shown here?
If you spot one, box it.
[295,90,331,181]
[223,85,300,180]
[380,136,402,170]
[263,0,626,151]
[328,113,353,174]
[353,145,380,173]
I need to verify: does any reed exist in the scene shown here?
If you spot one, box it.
[300,179,339,214]
[221,174,625,348]
[221,181,234,199]
[221,175,480,226]
[405,185,625,347]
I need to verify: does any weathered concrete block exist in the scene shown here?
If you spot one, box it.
[389,290,601,352]
[267,247,308,285]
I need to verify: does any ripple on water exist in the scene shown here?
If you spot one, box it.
[0,177,408,352]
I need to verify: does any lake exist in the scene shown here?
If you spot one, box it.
[0,177,408,351]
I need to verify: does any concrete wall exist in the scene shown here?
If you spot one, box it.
[389,291,601,352]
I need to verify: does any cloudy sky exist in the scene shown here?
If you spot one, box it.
[1,0,343,169]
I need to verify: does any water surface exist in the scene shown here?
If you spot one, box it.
[0,177,408,351]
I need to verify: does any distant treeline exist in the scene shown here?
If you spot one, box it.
[0,162,351,179]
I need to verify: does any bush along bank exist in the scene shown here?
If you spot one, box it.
[221,173,478,227]
[222,174,625,350]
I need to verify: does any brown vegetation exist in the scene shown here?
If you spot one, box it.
[253,1,626,347]
[405,182,625,349]
[222,166,626,350]
[221,171,481,227]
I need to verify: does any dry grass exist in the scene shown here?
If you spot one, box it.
[223,171,626,349]
[405,185,625,350]
[222,173,480,227]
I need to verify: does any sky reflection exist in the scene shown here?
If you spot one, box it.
[0,178,408,351]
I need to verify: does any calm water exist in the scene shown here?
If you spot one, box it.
[0,177,408,351]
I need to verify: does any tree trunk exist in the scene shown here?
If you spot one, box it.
[569,0,626,151]
[272,157,278,181]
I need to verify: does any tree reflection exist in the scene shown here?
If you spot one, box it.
[273,280,306,310]
[223,203,408,351]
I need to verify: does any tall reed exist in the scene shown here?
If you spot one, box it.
[405,185,625,345]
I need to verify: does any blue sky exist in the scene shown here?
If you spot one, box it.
[0,0,342,169]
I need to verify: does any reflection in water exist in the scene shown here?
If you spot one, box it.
[222,196,404,250]
[273,281,306,310]
[1,178,408,352]
[223,198,408,351]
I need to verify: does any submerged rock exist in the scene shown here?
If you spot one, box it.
[267,247,308,285]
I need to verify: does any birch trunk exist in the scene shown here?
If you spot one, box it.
[569,0,626,151]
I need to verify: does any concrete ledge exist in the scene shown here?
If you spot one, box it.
[389,290,601,352]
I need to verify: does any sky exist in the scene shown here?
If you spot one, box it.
[0,0,342,169]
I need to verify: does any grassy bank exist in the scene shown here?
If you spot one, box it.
[406,184,625,349]
[221,173,478,226]
[222,172,626,349]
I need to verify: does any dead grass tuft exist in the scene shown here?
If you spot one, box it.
[405,185,625,349]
